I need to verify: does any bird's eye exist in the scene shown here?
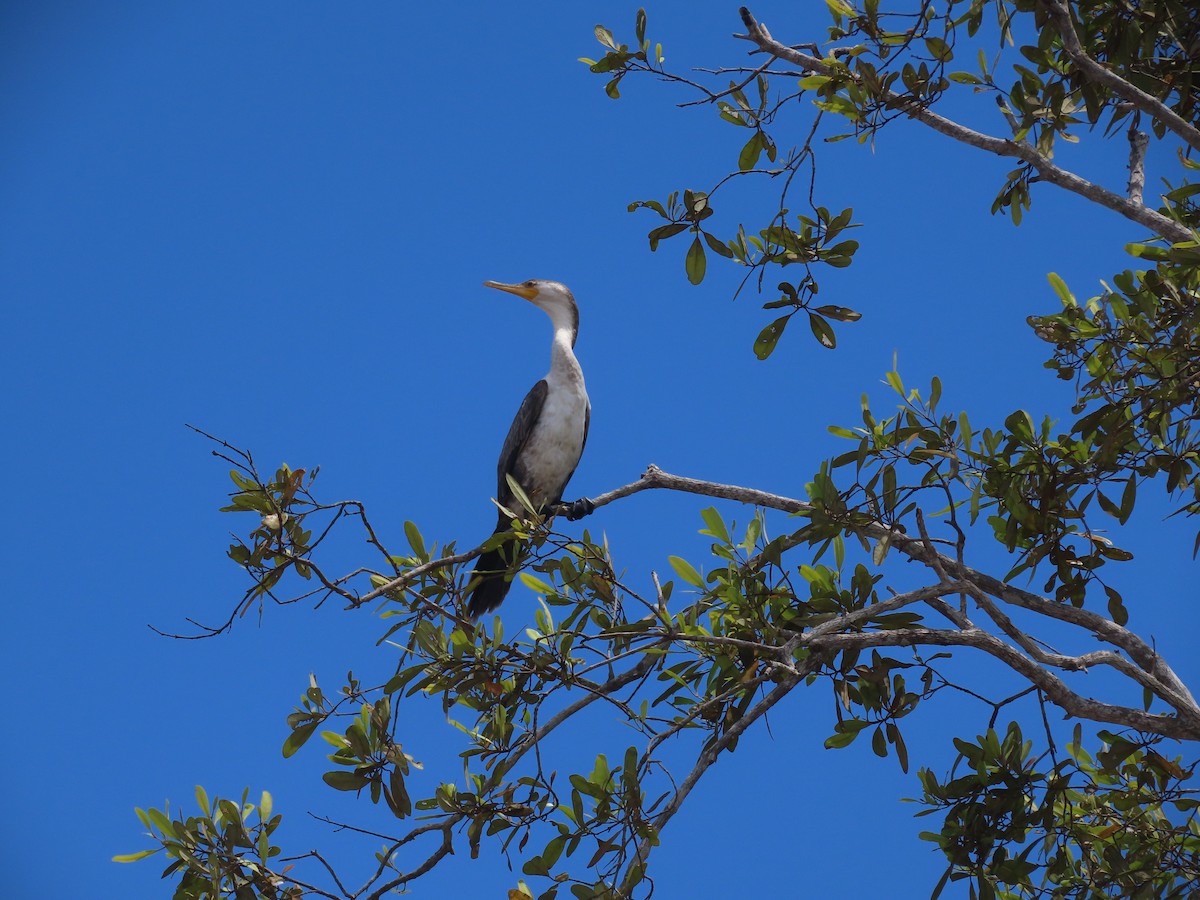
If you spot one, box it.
[524,280,535,287]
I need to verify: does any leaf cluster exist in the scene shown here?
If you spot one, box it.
[917,723,1200,898]
[115,789,288,900]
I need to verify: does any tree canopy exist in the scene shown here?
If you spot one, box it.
[120,2,1200,898]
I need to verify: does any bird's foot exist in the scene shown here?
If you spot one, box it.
[558,496,596,521]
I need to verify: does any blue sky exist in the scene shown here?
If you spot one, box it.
[2,2,1197,897]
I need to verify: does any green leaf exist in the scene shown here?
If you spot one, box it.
[1126,242,1169,261]
[754,315,790,359]
[112,848,160,863]
[1096,490,1122,520]
[630,198,668,218]
[872,726,888,757]
[890,724,909,772]
[589,54,623,74]
[594,24,616,49]
[1119,476,1136,523]
[542,834,566,870]
[924,36,952,61]
[146,807,175,837]
[1104,586,1128,626]
[668,555,703,588]
[815,94,859,120]
[699,507,730,543]
[259,790,273,822]
[882,464,897,513]
[647,221,688,250]
[635,8,647,45]
[808,312,836,349]
[404,521,426,557]
[323,771,369,792]
[389,767,412,818]
[702,230,734,258]
[1047,272,1072,303]
[523,856,551,877]
[519,572,556,595]
[814,305,861,322]
[194,785,210,816]
[229,469,256,491]
[685,236,706,284]
[824,731,858,749]
[738,131,763,171]
[872,534,891,565]
[282,721,318,758]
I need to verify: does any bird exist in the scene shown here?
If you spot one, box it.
[466,279,591,618]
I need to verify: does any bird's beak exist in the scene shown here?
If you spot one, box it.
[483,280,538,301]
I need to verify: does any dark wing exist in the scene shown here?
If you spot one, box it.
[496,379,548,502]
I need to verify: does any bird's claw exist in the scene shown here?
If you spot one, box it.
[558,496,595,521]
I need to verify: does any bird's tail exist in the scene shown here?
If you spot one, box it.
[466,531,523,618]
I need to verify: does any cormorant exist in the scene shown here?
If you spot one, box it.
[466,279,590,618]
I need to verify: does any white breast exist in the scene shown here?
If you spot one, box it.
[520,373,589,508]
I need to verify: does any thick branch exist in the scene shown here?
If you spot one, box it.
[580,465,1200,735]
[809,628,1197,739]
[1039,0,1200,154]
[962,582,1181,708]
[734,7,1193,243]
[929,555,1200,720]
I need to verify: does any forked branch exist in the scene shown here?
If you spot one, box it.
[733,7,1193,243]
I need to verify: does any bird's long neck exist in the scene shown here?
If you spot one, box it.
[546,310,583,386]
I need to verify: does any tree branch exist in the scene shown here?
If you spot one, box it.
[619,667,809,896]
[1039,0,1200,154]
[733,6,1194,243]
[808,627,1198,739]
[1128,127,1149,205]
[578,465,1200,736]
[357,652,665,898]
[354,546,481,606]
[588,463,808,514]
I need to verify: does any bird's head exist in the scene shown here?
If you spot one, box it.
[483,279,579,346]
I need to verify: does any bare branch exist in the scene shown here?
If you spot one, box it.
[1128,127,1149,204]
[808,627,1197,739]
[679,57,776,108]
[589,463,808,514]
[364,825,454,900]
